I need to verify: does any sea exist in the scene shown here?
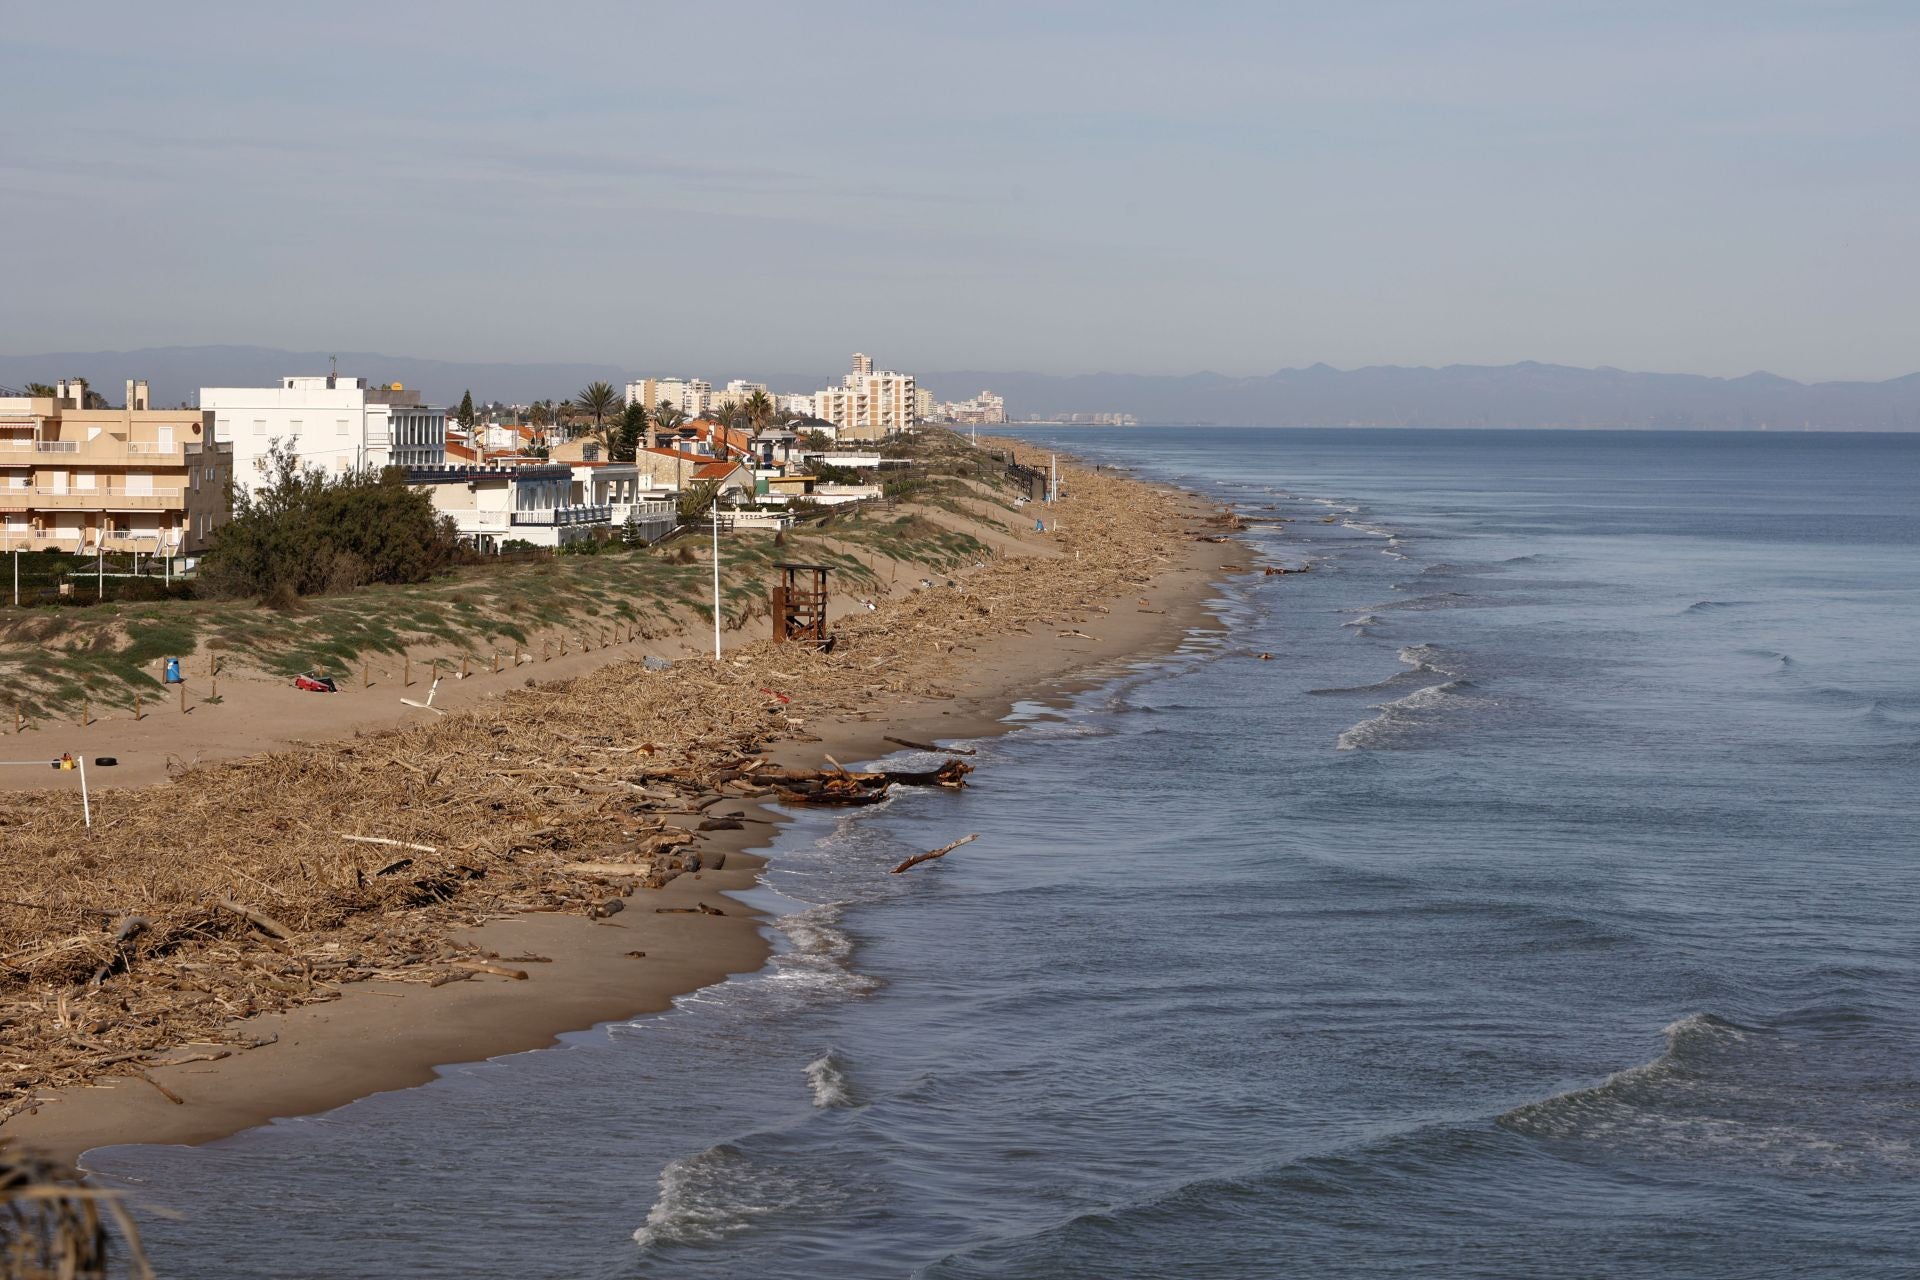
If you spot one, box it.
[89,427,1920,1277]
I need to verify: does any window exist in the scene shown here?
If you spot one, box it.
[336,418,349,437]
[252,419,266,437]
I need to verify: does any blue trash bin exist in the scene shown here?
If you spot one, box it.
[164,656,182,684]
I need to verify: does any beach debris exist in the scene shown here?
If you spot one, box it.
[399,677,444,715]
[588,900,625,919]
[747,758,972,806]
[136,1072,183,1106]
[215,898,293,942]
[338,834,439,854]
[883,735,976,756]
[451,960,529,981]
[890,833,980,875]
[0,436,1193,1123]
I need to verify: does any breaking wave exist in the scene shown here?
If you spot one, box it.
[1335,679,1481,751]
[1681,600,1753,614]
[770,903,879,999]
[1367,591,1474,613]
[632,1142,834,1250]
[1497,1012,1918,1174]
[1395,644,1465,677]
[1341,614,1382,628]
[805,1051,855,1108]
[1311,645,1466,696]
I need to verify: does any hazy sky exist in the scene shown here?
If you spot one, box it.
[6,2,1917,381]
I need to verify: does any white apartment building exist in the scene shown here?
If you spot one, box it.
[201,374,446,494]
[811,353,917,441]
[624,377,713,418]
[776,392,818,418]
[938,390,1008,425]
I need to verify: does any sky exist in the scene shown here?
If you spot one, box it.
[5,2,1917,383]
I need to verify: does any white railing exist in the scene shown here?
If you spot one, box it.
[512,504,611,527]
[23,486,184,501]
[34,441,78,453]
[126,441,183,455]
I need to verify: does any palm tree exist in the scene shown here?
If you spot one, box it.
[652,403,688,440]
[743,389,775,433]
[574,381,619,446]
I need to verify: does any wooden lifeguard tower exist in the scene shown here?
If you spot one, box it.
[771,563,832,648]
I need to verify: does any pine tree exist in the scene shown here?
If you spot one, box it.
[457,389,476,428]
[614,401,647,462]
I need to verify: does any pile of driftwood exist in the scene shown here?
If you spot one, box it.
[753,758,971,806]
[0,443,1202,1125]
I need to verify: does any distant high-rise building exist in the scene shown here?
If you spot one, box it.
[936,390,1007,425]
[626,377,712,418]
[810,353,917,440]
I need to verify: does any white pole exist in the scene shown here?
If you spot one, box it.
[711,503,722,659]
[97,544,103,600]
[12,548,17,606]
[78,755,91,829]
[1050,453,1057,503]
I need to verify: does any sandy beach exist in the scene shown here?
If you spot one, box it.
[0,453,1240,1165]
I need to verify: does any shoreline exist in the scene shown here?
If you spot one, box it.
[1,464,1243,1166]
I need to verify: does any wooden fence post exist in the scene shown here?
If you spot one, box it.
[132,690,142,721]
[493,651,501,674]
[180,682,188,715]
[461,655,470,680]
[404,655,412,687]
[363,658,371,688]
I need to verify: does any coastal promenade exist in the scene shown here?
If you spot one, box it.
[0,450,1239,1162]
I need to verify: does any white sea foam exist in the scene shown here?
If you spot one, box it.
[1396,644,1463,677]
[632,1143,819,1249]
[1335,679,1478,751]
[769,903,879,998]
[1341,614,1383,628]
[806,1051,856,1108]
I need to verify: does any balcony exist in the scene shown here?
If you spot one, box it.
[0,487,186,511]
[511,504,611,527]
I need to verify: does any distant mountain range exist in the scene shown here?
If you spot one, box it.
[4,345,1917,431]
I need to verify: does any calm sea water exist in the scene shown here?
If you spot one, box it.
[92,428,1920,1277]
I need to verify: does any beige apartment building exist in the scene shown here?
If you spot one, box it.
[812,354,917,441]
[0,378,233,555]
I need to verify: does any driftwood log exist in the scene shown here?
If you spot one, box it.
[745,758,971,807]
[890,833,980,875]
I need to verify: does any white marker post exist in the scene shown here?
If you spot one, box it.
[711,503,722,659]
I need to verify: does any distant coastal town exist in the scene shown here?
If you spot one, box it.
[0,352,1136,567]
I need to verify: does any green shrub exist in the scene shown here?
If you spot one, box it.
[196,442,457,600]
